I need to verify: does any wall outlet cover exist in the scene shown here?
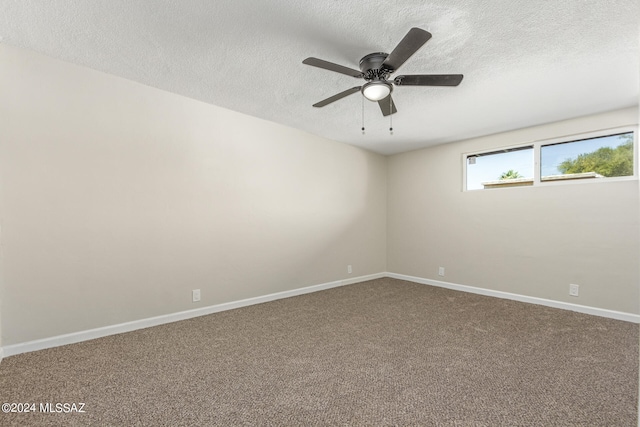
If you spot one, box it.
[569,284,579,297]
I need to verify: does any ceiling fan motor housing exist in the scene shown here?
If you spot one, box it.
[359,53,393,101]
[359,53,393,78]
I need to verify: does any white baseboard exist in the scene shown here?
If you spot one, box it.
[3,270,635,358]
[343,272,386,286]
[2,272,385,358]
[386,272,640,324]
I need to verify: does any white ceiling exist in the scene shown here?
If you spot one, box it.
[1,0,638,155]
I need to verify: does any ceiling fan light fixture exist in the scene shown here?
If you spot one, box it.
[303,28,462,115]
[361,81,392,101]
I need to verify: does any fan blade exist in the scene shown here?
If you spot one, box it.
[394,74,464,86]
[313,87,362,107]
[303,57,363,77]
[382,28,432,72]
[377,95,397,116]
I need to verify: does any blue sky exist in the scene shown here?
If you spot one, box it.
[466,133,632,190]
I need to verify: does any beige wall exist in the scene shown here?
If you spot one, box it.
[0,45,387,346]
[0,43,637,350]
[388,107,639,314]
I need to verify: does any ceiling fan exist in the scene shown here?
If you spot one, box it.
[302,28,463,116]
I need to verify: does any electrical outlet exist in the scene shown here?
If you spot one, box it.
[438,267,445,277]
[569,284,579,297]
[347,265,352,274]
[192,289,201,302]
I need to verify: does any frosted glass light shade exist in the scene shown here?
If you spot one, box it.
[362,82,391,101]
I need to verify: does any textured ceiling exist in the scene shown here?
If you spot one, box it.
[1,0,638,155]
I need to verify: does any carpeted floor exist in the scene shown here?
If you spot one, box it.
[0,277,638,426]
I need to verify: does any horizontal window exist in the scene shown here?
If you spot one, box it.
[464,127,636,191]
[466,146,533,190]
[540,132,634,181]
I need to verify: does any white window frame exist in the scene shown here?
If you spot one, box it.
[462,125,638,191]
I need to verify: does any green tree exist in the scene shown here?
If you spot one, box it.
[499,169,522,180]
[558,136,633,177]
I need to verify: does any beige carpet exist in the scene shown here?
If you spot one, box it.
[0,277,638,426]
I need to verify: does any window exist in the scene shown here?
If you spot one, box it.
[464,127,636,191]
[540,132,634,182]
[466,146,533,190]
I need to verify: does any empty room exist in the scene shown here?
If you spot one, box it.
[0,1,638,426]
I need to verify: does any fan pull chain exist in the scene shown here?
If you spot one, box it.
[389,96,393,135]
[361,95,365,135]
